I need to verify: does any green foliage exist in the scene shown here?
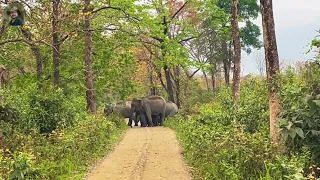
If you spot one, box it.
[237,76,269,133]
[1,76,84,134]
[277,64,320,169]
[0,113,127,179]
[8,152,37,180]
[166,68,320,179]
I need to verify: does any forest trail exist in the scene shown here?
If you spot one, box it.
[85,126,192,180]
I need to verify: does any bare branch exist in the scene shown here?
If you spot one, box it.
[92,6,140,22]
[171,1,189,20]
[0,39,32,46]
[189,68,200,78]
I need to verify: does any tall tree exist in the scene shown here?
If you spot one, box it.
[231,0,241,102]
[260,0,280,144]
[52,0,60,87]
[84,0,97,113]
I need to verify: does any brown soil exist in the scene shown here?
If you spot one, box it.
[85,126,192,180]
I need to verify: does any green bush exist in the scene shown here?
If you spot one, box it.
[0,113,127,179]
[166,73,314,179]
[1,75,85,134]
[277,64,320,172]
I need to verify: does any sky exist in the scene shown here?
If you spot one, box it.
[241,0,320,75]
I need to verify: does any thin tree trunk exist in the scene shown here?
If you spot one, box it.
[173,66,181,108]
[21,29,43,79]
[203,70,209,90]
[84,0,97,113]
[147,59,156,95]
[222,41,230,86]
[211,68,216,90]
[231,0,241,102]
[260,0,281,144]
[52,0,60,87]
[164,65,175,102]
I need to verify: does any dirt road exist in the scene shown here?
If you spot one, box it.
[85,126,192,180]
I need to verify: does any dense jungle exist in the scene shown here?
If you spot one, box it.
[0,0,320,179]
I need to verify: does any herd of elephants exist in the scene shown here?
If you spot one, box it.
[104,95,179,127]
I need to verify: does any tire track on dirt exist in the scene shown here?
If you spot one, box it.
[85,127,192,180]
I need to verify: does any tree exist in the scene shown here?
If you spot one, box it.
[260,0,281,144]
[252,50,265,76]
[231,0,241,102]
[52,0,61,87]
[84,0,97,113]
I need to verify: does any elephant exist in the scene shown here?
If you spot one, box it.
[165,101,178,118]
[131,95,166,127]
[104,101,139,127]
[149,101,178,126]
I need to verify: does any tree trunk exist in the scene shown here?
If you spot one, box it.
[231,0,241,102]
[173,66,181,108]
[84,0,97,113]
[52,0,60,87]
[211,68,216,90]
[222,41,230,86]
[147,59,156,95]
[260,0,281,144]
[164,65,175,103]
[21,29,43,79]
[203,70,210,90]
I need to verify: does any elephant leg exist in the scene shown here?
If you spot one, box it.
[155,115,160,126]
[152,115,157,126]
[145,108,154,127]
[140,114,147,127]
[133,115,139,126]
[159,113,165,126]
[128,117,133,128]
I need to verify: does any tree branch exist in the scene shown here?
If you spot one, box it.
[92,6,140,22]
[189,68,200,78]
[0,39,32,46]
[171,1,189,20]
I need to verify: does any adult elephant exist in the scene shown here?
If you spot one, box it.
[131,95,166,127]
[165,101,178,118]
[104,101,138,127]
[152,101,178,126]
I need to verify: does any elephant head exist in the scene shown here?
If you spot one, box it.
[131,98,144,113]
[104,104,115,115]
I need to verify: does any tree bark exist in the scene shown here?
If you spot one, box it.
[173,66,181,108]
[231,0,241,102]
[84,0,97,113]
[211,68,216,90]
[147,59,156,95]
[52,0,60,87]
[222,41,230,86]
[21,29,43,80]
[164,65,175,102]
[260,0,281,144]
[203,70,210,90]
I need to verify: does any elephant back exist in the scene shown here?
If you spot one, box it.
[143,96,166,115]
[114,101,133,118]
[165,101,178,117]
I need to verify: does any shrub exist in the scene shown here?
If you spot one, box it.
[0,113,127,179]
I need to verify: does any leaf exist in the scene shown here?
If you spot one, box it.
[282,131,288,141]
[302,94,314,104]
[313,100,320,107]
[289,129,296,139]
[294,127,304,138]
[286,121,293,130]
[311,130,320,136]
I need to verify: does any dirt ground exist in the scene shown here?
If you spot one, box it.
[85,125,192,180]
